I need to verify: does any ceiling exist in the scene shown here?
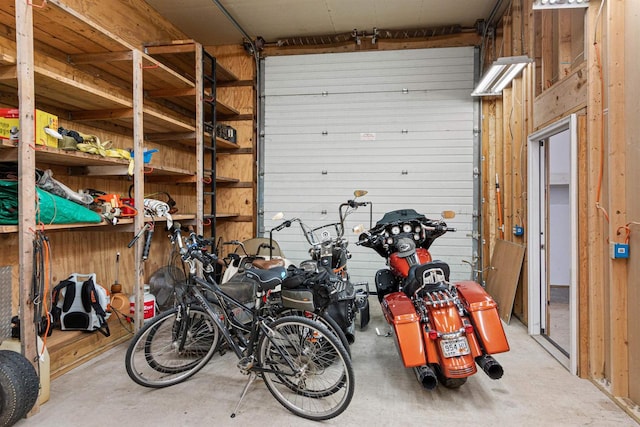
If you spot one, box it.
[144,0,502,46]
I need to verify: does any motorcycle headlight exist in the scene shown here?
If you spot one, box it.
[402,223,412,233]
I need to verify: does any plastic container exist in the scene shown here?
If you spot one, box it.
[0,336,50,405]
[129,285,157,322]
[130,148,158,164]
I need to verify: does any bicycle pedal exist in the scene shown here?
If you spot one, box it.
[237,356,254,371]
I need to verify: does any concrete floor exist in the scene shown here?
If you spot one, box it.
[18,299,639,427]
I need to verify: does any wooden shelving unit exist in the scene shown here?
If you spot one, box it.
[0,0,216,392]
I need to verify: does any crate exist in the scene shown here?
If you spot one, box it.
[0,108,59,148]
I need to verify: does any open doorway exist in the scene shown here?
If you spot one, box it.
[527,115,578,374]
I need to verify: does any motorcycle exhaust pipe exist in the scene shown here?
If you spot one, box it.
[345,322,356,344]
[413,365,438,390]
[475,355,504,380]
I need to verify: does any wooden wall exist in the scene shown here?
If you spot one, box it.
[482,0,640,419]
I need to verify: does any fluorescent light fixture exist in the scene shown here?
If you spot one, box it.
[471,56,533,97]
[532,0,589,9]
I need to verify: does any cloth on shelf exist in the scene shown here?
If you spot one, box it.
[143,198,173,229]
[0,180,102,225]
[76,133,134,175]
[36,169,94,206]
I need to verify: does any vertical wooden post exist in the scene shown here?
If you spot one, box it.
[585,0,606,381]
[605,0,628,397]
[132,49,144,329]
[15,0,39,414]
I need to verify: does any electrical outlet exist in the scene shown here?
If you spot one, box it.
[610,243,629,259]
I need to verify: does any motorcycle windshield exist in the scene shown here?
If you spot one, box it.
[375,209,426,226]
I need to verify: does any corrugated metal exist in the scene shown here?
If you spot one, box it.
[263,47,475,286]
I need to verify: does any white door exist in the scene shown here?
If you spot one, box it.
[528,115,578,374]
[261,47,477,286]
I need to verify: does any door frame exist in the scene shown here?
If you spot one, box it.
[527,114,578,374]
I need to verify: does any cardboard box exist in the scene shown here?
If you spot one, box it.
[0,108,59,148]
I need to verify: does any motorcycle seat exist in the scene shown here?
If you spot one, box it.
[251,258,286,270]
[244,266,287,291]
[403,261,450,296]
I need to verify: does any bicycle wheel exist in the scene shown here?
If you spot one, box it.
[125,306,220,388]
[258,316,354,421]
[276,308,351,357]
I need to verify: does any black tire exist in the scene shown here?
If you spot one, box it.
[276,308,351,357]
[0,350,39,427]
[258,316,354,421]
[125,306,220,388]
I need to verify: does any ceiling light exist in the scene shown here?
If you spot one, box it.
[471,56,532,97]
[532,0,589,9]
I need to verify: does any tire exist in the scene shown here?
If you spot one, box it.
[0,350,39,427]
[125,306,220,388]
[276,308,351,357]
[258,316,354,421]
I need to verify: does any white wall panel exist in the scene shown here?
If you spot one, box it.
[263,47,476,286]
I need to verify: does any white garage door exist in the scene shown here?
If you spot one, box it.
[261,47,477,287]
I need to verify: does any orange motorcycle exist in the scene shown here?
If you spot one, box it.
[356,208,509,389]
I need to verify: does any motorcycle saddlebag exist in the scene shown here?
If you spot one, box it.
[381,292,426,368]
[281,288,315,311]
[454,281,510,354]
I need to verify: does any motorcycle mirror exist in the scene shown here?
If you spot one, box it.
[353,190,368,198]
[353,224,367,234]
[441,210,456,219]
[272,212,285,221]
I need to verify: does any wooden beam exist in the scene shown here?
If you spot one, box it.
[606,0,628,397]
[585,0,606,381]
[145,44,196,55]
[69,108,134,121]
[67,51,133,64]
[146,87,197,98]
[145,132,197,141]
[0,64,16,80]
[558,10,573,79]
[533,63,587,130]
[15,0,39,414]
[577,113,590,378]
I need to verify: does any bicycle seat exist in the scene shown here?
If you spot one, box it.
[244,266,287,291]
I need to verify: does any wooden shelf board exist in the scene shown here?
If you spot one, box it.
[216,176,240,184]
[216,100,240,117]
[216,137,239,149]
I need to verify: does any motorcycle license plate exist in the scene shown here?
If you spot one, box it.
[440,337,471,358]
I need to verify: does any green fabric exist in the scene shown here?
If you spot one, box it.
[0,180,101,225]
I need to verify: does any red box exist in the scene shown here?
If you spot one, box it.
[381,292,426,367]
[454,281,510,354]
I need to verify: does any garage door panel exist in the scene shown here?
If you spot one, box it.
[264,47,476,284]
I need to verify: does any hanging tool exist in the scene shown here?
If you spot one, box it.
[111,252,122,294]
[496,174,504,239]
[142,223,155,261]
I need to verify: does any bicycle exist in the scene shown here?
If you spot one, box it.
[125,224,354,421]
